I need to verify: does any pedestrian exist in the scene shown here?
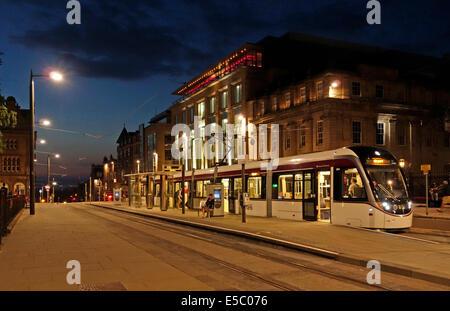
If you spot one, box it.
[437,180,450,212]
[429,182,439,207]
[204,193,215,218]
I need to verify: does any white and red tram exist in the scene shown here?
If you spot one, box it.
[157,146,412,230]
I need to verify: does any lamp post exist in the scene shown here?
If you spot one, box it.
[45,153,60,203]
[29,70,63,215]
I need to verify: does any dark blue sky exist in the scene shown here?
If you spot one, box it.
[1,0,449,185]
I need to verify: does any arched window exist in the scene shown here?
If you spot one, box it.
[14,183,25,195]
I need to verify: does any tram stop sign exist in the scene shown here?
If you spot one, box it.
[421,164,431,174]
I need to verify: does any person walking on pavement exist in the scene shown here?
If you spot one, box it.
[437,180,450,212]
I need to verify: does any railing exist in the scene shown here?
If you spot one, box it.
[0,190,26,244]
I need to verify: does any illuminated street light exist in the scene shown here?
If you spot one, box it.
[54,154,60,158]
[41,119,51,126]
[29,69,64,214]
[49,71,63,82]
[39,139,46,144]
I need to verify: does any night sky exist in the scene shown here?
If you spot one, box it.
[0,0,449,186]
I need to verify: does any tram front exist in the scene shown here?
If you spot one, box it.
[350,146,413,229]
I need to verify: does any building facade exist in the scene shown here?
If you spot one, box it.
[168,33,450,195]
[0,96,32,196]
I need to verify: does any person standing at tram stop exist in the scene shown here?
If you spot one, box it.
[203,193,215,218]
[437,180,450,212]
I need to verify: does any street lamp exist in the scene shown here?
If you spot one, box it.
[47,153,61,203]
[40,119,51,126]
[29,70,63,214]
[136,160,140,173]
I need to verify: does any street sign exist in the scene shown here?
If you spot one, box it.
[163,164,183,172]
[421,164,431,174]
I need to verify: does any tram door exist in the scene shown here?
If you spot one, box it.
[302,170,317,221]
[221,178,230,213]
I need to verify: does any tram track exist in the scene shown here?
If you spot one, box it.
[73,205,298,290]
[76,204,411,291]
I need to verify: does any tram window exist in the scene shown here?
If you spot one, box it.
[278,174,293,199]
[294,173,303,199]
[339,168,367,200]
[248,177,262,199]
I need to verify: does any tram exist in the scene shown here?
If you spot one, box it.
[154,146,412,230]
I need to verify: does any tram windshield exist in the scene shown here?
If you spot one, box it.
[366,165,408,201]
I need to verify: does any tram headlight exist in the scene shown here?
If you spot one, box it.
[382,201,391,211]
[408,201,412,209]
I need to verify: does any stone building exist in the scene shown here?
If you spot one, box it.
[168,33,450,195]
[0,96,32,196]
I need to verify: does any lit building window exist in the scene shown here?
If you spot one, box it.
[234,84,242,104]
[210,97,216,114]
[284,92,291,108]
[299,87,306,103]
[316,81,323,99]
[272,96,278,112]
[198,102,205,118]
[221,91,228,109]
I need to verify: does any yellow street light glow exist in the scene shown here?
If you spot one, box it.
[49,71,63,81]
[41,119,51,126]
[136,160,140,163]
[39,139,46,144]
[54,154,60,158]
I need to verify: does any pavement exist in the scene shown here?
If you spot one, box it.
[0,204,212,291]
[89,201,450,286]
[411,204,450,231]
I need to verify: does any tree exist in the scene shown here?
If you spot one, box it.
[0,53,18,153]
